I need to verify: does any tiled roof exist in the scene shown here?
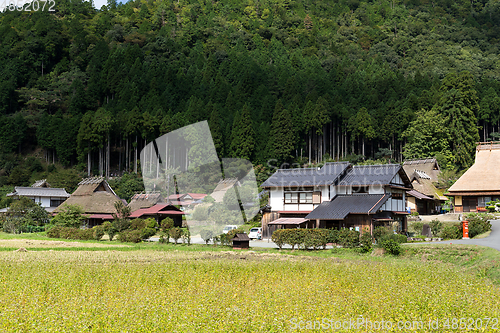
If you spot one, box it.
[7,187,70,198]
[407,190,433,200]
[261,162,350,188]
[339,164,405,186]
[306,194,390,220]
[268,217,307,225]
[130,204,183,218]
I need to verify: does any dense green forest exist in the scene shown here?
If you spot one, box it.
[1,0,500,188]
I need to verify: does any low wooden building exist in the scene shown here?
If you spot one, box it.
[129,203,184,227]
[231,233,250,249]
[446,142,500,212]
[53,177,121,226]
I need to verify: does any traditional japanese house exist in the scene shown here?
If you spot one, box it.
[446,142,500,212]
[129,203,184,227]
[5,179,70,213]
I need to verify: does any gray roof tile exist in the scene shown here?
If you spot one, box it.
[261,162,350,188]
[7,187,70,198]
[306,194,390,220]
[339,164,406,186]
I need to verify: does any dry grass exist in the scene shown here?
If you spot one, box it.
[0,239,131,248]
[0,250,499,332]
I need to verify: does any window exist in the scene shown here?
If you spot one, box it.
[284,193,298,204]
[50,199,65,207]
[392,193,403,200]
[284,192,313,204]
[352,186,368,194]
[299,192,313,204]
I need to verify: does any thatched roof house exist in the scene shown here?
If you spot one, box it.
[210,178,240,203]
[54,177,122,223]
[128,192,165,212]
[446,142,500,212]
[403,158,441,183]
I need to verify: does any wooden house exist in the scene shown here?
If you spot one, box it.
[446,142,500,212]
[6,179,70,213]
[128,192,165,212]
[405,170,447,214]
[261,163,412,237]
[129,203,184,227]
[53,177,121,226]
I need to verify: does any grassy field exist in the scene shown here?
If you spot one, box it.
[1,234,500,332]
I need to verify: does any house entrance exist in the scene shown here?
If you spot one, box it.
[462,197,477,212]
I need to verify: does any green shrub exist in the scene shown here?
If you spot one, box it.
[465,213,493,238]
[169,227,182,244]
[429,219,443,237]
[359,232,373,253]
[411,222,424,235]
[160,217,174,232]
[46,225,63,238]
[140,227,156,240]
[373,226,391,241]
[337,228,360,248]
[271,229,286,250]
[440,224,461,239]
[410,211,419,216]
[159,232,168,244]
[181,228,191,245]
[327,229,339,244]
[226,228,244,240]
[286,229,306,250]
[380,239,401,256]
[92,225,105,241]
[303,229,328,250]
[118,230,142,243]
[200,229,215,245]
[130,218,146,230]
[102,221,117,241]
[379,233,407,244]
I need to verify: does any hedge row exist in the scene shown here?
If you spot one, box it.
[46,226,96,240]
[271,228,367,250]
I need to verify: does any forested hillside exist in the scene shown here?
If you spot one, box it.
[1,0,500,187]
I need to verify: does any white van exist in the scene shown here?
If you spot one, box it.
[222,225,238,234]
[248,227,262,240]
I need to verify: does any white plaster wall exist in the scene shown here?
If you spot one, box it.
[369,185,385,194]
[329,185,337,200]
[270,188,284,211]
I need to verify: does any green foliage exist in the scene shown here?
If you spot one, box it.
[303,229,328,250]
[379,239,401,256]
[337,228,360,248]
[373,226,391,241]
[93,225,105,241]
[200,229,215,245]
[102,221,117,241]
[118,230,143,243]
[108,173,145,202]
[271,229,286,250]
[440,224,461,239]
[160,217,175,232]
[46,226,94,240]
[169,227,183,244]
[51,204,87,229]
[465,213,493,238]
[379,234,407,244]
[359,232,373,253]
[411,222,424,235]
[429,219,443,237]
[180,228,191,245]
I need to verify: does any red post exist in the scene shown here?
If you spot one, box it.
[462,220,469,239]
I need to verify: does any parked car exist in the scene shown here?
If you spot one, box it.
[248,227,262,240]
[222,225,238,234]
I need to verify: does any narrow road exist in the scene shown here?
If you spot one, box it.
[425,220,500,251]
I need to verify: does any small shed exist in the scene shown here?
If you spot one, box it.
[231,233,250,249]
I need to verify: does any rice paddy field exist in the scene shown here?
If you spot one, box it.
[1,241,500,332]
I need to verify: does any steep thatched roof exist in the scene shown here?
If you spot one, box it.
[54,177,121,215]
[31,179,50,188]
[448,146,500,195]
[128,192,164,212]
[211,178,240,203]
[403,158,441,183]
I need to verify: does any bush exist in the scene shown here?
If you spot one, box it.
[118,230,142,243]
[327,229,339,244]
[130,218,146,230]
[169,227,182,244]
[440,224,461,239]
[93,225,105,241]
[411,222,424,235]
[102,221,117,241]
[140,227,156,240]
[465,213,492,238]
[51,204,87,228]
[410,211,419,216]
[359,232,373,253]
[46,225,63,238]
[429,219,443,237]
[337,228,360,248]
[285,229,306,250]
[271,229,286,250]
[200,229,215,245]
[303,229,328,250]
[181,228,191,245]
[373,226,391,241]
[379,233,407,244]
[160,217,174,232]
[380,239,401,256]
